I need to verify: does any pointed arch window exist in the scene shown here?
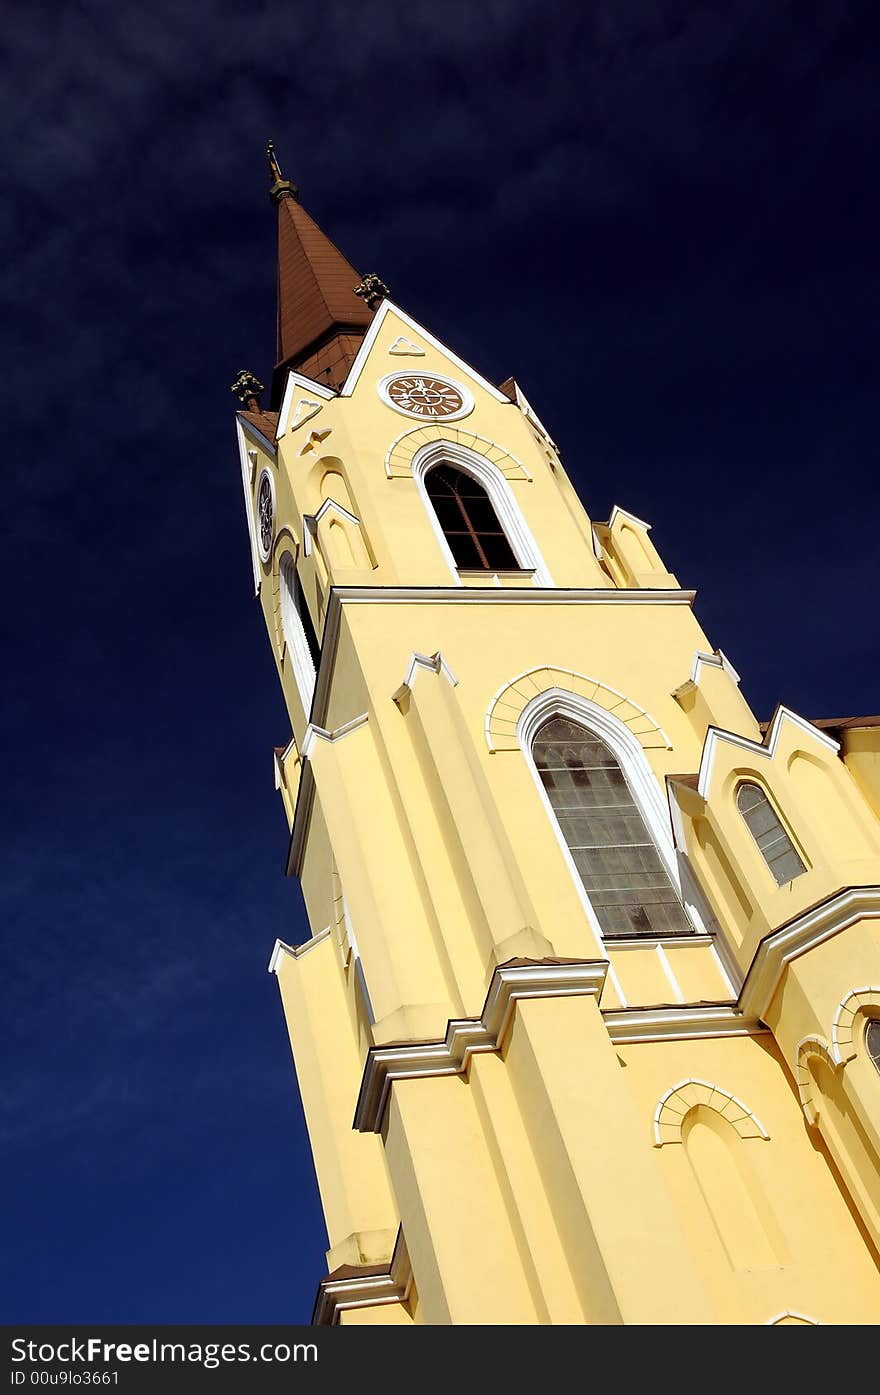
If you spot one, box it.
[533,714,692,937]
[735,782,805,886]
[424,463,519,571]
[280,555,320,712]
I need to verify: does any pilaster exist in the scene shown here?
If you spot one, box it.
[398,653,553,980]
[305,718,461,1043]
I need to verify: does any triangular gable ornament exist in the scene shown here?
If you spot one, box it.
[290,397,323,431]
[389,335,425,357]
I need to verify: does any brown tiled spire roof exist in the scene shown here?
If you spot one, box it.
[267,143,375,402]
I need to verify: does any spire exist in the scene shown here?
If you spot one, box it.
[266,141,388,403]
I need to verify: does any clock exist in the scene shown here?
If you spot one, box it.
[379,372,473,421]
[257,468,275,562]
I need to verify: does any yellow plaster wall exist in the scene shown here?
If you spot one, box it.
[619,1033,880,1322]
[274,943,398,1259]
[764,923,880,1254]
[841,728,880,816]
[249,302,880,1325]
[271,306,617,597]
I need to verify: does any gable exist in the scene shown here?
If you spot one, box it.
[340,301,512,408]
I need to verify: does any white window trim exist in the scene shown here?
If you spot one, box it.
[518,688,708,942]
[236,419,275,595]
[279,552,317,716]
[256,466,276,564]
[412,439,553,587]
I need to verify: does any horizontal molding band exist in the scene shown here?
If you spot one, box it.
[267,927,331,974]
[354,960,609,1133]
[312,1274,405,1327]
[333,585,696,605]
[313,584,695,737]
[604,1003,768,1044]
[739,886,880,1020]
[312,1228,411,1326]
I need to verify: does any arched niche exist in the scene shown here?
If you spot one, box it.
[787,748,876,857]
[681,1104,785,1271]
[805,1053,880,1245]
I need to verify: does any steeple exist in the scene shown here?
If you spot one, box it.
[267,141,386,403]
[236,158,880,1328]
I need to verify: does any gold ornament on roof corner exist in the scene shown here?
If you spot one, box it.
[230,369,265,409]
[353,273,389,310]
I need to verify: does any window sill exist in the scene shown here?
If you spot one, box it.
[456,567,537,588]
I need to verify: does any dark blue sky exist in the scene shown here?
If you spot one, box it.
[3,1,879,1323]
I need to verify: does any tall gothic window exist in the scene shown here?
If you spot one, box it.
[424,463,519,570]
[735,782,806,886]
[280,556,320,711]
[533,714,692,937]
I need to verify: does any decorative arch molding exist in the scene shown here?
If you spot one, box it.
[516,687,711,939]
[831,987,880,1065]
[267,530,301,654]
[652,1078,769,1146]
[410,439,552,587]
[384,423,531,481]
[487,667,671,753]
[794,1035,838,1125]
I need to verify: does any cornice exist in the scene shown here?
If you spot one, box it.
[689,648,741,687]
[354,959,608,1133]
[302,499,361,557]
[392,650,458,705]
[606,504,652,532]
[300,712,369,761]
[267,926,331,974]
[311,585,697,730]
[603,1002,767,1045]
[312,1273,402,1326]
[697,705,840,800]
[331,584,695,607]
[739,886,880,1019]
[312,1230,412,1326]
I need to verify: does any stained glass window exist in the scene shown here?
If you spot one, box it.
[533,714,692,938]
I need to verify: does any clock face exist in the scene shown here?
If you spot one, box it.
[257,470,274,561]
[380,373,472,421]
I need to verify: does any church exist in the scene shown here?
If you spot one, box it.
[230,144,880,1325]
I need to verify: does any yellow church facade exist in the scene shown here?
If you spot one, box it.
[232,149,880,1325]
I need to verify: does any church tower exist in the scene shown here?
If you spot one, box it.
[233,147,880,1325]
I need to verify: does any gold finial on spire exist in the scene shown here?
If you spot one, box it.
[266,139,283,184]
[267,140,299,204]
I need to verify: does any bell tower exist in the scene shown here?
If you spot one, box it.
[234,146,880,1325]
